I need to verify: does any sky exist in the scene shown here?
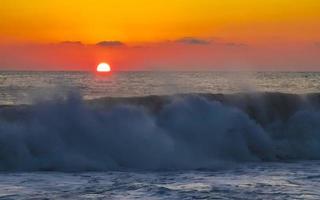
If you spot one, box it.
[0,0,320,71]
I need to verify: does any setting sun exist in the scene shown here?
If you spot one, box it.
[97,63,111,72]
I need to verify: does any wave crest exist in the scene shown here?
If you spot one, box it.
[0,93,320,171]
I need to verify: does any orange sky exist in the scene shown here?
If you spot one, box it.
[0,0,320,70]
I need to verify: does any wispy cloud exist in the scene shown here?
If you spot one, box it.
[173,37,248,47]
[59,41,84,46]
[96,41,125,47]
[175,37,211,45]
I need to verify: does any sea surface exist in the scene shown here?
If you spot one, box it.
[1,71,320,199]
[1,161,320,199]
[0,71,319,105]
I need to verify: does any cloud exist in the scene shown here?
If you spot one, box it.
[96,41,125,47]
[175,37,211,45]
[173,37,247,47]
[315,42,320,47]
[59,41,84,46]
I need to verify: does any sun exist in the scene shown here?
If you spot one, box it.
[97,62,111,72]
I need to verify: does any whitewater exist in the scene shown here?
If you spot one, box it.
[1,71,320,199]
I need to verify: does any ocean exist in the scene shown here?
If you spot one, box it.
[1,71,320,105]
[1,71,320,199]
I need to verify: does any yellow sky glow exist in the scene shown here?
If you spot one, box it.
[1,0,320,44]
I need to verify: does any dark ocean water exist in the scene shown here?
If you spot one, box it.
[1,161,320,199]
[1,71,320,199]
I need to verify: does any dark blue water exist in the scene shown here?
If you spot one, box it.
[1,162,320,199]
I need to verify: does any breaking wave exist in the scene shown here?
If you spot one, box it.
[1,92,320,171]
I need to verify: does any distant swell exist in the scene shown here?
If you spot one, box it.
[1,92,320,171]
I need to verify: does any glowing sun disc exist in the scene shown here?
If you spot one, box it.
[97,63,111,72]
